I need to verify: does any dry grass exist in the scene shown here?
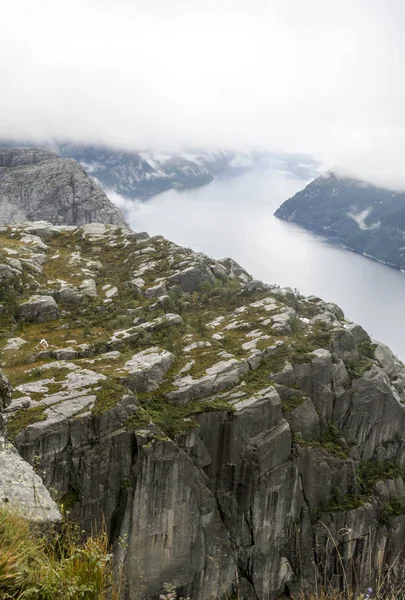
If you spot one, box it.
[0,505,115,599]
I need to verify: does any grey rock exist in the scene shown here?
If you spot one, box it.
[144,282,167,298]
[0,148,127,227]
[168,265,215,293]
[168,358,250,405]
[4,337,27,351]
[79,278,98,297]
[346,322,370,344]
[285,397,321,441]
[0,370,12,413]
[331,329,359,362]
[119,347,175,392]
[139,313,183,331]
[18,221,62,241]
[0,436,61,523]
[19,295,60,322]
[218,257,252,283]
[332,359,349,388]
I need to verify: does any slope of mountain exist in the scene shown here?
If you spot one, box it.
[58,144,319,199]
[0,148,128,227]
[275,171,405,270]
[2,220,405,599]
[1,139,320,200]
[58,144,214,199]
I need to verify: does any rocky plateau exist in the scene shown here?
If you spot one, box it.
[1,220,405,599]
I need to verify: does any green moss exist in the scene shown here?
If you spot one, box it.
[186,349,223,379]
[380,497,405,525]
[240,350,289,395]
[290,327,332,362]
[8,366,71,387]
[345,356,374,379]
[358,339,377,359]
[357,459,405,496]
[30,391,45,402]
[293,423,349,459]
[7,405,47,440]
[318,493,364,514]
[126,394,235,439]
[282,394,306,413]
[91,378,128,416]
[59,486,80,511]
[47,382,63,394]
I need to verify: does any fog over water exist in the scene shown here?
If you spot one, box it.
[117,169,405,359]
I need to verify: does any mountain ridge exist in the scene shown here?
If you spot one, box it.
[275,170,405,270]
[0,138,320,200]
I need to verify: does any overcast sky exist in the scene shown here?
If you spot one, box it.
[2,0,405,186]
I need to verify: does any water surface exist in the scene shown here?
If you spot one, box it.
[122,170,405,359]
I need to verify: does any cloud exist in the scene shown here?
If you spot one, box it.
[3,0,405,187]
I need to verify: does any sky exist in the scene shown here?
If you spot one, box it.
[2,0,405,186]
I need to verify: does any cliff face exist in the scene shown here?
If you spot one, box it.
[275,171,405,270]
[0,148,128,227]
[2,221,405,598]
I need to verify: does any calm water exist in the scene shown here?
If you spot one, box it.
[121,169,405,359]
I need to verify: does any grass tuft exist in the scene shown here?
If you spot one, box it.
[0,505,114,599]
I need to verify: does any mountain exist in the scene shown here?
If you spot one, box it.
[58,144,214,199]
[275,171,405,270]
[58,144,319,199]
[0,139,320,200]
[2,219,405,598]
[0,147,127,227]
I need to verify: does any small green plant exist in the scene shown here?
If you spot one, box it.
[357,459,405,496]
[318,493,364,514]
[379,497,405,525]
[7,405,47,440]
[91,379,128,416]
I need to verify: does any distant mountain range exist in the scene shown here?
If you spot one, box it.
[0,139,319,200]
[275,171,405,270]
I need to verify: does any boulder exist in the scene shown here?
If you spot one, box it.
[167,358,249,405]
[19,295,60,323]
[168,265,215,293]
[0,436,61,523]
[119,347,175,392]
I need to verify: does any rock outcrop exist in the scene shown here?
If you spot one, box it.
[0,147,128,227]
[0,369,60,524]
[2,221,405,599]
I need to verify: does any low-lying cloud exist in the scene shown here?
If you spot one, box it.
[3,0,405,187]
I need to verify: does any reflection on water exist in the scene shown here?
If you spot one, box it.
[120,169,405,359]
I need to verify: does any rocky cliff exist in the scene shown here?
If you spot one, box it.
[0,369,60,524]
[275,171,405,270]
[0,148,128,227]
[2,221,405,599]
